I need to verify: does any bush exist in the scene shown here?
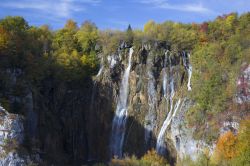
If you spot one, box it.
[110,150,170,166]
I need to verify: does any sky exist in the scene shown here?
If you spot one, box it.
[0,0,250,30]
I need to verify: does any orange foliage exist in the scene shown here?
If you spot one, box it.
[215,131,238,160]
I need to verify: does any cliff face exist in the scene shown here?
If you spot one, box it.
[20,40,199,164]
[89,41,195,164]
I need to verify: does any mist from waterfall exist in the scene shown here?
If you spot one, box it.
[110,48,133,158]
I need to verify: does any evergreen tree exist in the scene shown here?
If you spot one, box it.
[126,24,134,46]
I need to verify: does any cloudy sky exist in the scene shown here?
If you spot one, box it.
[0,0,249,30]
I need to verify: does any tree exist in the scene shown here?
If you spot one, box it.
[76,20,99,54]
[0,26,9,50]
[213,131,238,164]
[0,16,30,68]
[126,24,134,46]
[231,119,250,166]
[64,19,78,31]
[52,20,81,54]
[144,20,157,38]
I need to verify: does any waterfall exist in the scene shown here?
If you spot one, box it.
[182,52,192,91]
[187,53,192,91]
[108,55,117,68]
[169,55,175,115]
[156,99,181,155]
[96,57,104,78]
[156,55,181,155]
[145,70,157,147]
[110,48,133,158]
[163,51,169,99]
[96,65,104,78]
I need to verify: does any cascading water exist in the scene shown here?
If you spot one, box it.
[182,52,192,91]
[156,99,181,155]
[96,65,104,78]
[156,55,181,155]
[163,51,169,99]
[110,48,133,158]
[145,69,157,148]
[108,55,117,69]
[187,53,192,91]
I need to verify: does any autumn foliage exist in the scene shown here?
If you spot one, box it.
[212,120,250,165]
[214,131,237,160]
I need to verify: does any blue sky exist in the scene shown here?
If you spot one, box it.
[0,0,250,30]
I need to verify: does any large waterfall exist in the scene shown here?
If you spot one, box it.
[110,48,133,158]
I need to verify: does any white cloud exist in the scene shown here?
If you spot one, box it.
[0,0,101,18]
[137,0,215,14]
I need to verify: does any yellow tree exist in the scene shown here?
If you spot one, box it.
[213,131,238,164]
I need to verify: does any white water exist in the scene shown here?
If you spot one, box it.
[182,52,192,91]
[110,48,133,158]
[108,55,117,68]
[187,53,192,91]
[163,51,169,99]
[96,65,104,78]
[156,55,181,155]
[169,55,175,113]
[156,99,181,155]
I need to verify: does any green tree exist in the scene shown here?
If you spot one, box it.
[76,20,99,54]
